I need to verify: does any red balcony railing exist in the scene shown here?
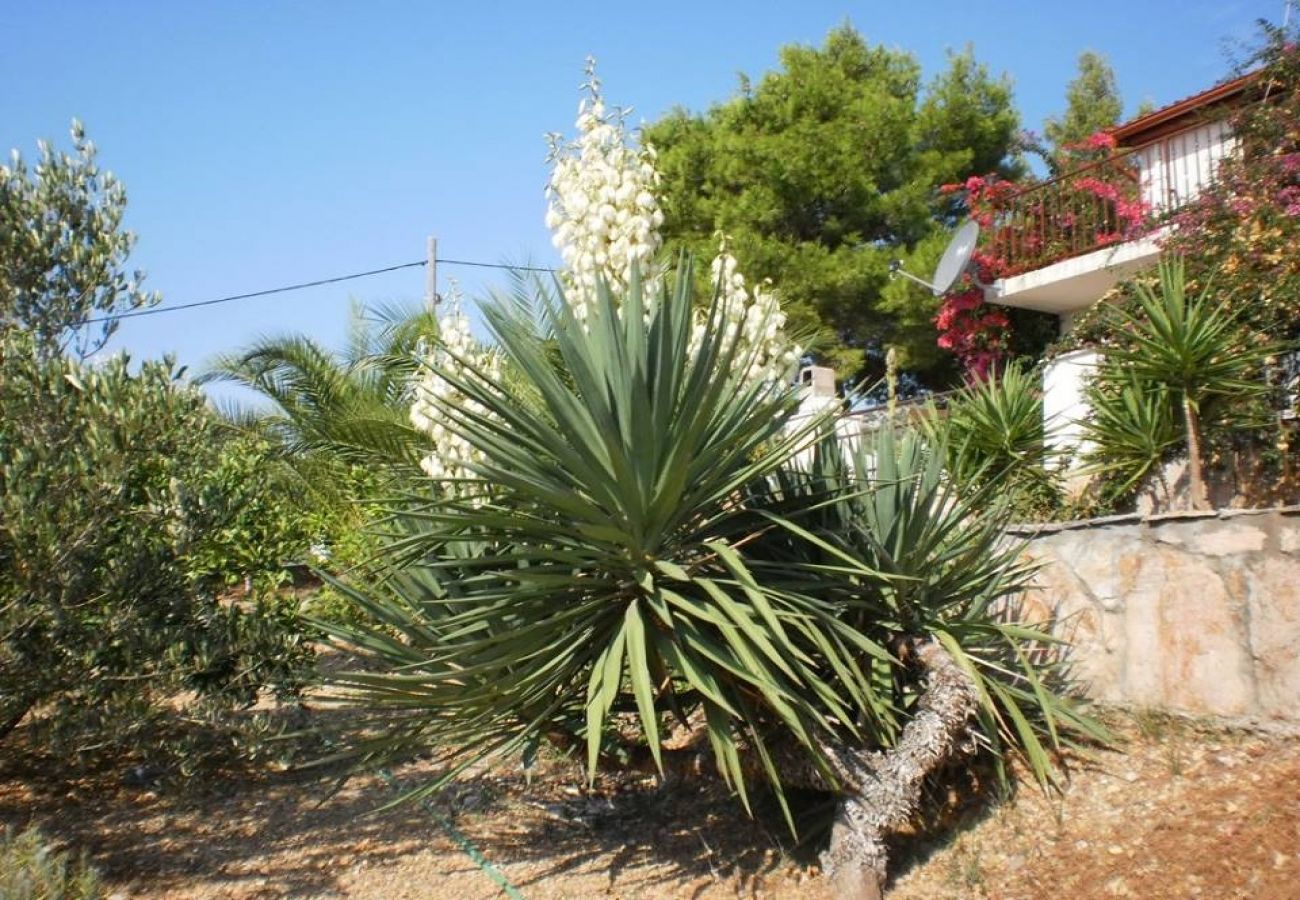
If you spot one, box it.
[986,150,1146,276]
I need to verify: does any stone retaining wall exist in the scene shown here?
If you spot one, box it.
[1011,507,1300,723]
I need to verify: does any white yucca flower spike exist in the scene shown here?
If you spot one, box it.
[704,234,802,386]
[409,284,502,497]
[543,61,797,388]
[545,57,664,325]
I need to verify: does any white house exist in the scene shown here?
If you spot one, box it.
[982,71,1260,455]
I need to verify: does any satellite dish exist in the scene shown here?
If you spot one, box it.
[889,220,981,295]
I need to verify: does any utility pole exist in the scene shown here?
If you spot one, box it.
[426,235,438,310]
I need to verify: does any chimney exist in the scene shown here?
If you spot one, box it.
[798,365,837,398]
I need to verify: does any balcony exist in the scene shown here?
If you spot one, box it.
[987,151,1144,276]
[984,118,1235,318]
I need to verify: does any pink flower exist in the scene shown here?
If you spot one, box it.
[1116,199,1149,223]
[1076,177,1121,202]
[1085,131,1117,150]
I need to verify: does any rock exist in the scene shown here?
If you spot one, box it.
[1189,522,1266,556]
[1245,556,1300,717]
[1105,875,1133,896]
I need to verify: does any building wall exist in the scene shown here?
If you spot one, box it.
[1134,119,1235,213]
[1012,507,1300,724]
[1042,348,1099,459]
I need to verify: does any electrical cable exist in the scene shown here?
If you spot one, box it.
[79,257,558,326]
[437,258,556,274]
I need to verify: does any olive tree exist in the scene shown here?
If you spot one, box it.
[1,121,158,360]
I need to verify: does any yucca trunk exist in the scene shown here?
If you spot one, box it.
[818,639,979,899]
[613,638,979,898]
[1182,395,1209,511]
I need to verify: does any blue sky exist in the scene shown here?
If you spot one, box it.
[1,0,1282,398]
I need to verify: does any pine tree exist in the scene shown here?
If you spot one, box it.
[1044,51,1124,152]
[644,26,1023,386]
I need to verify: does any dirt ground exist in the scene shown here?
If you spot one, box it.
[3,712,1299,899]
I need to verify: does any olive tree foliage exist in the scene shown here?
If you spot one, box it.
[0,121,158,359]
[0,335,316,756]
[643,26,1024,385]
[0,124,315,766]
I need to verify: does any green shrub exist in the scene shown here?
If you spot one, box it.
[0,827,102,900]
[0,333,315,764]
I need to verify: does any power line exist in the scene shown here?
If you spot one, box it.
[437,257,555,274]
[80,256,558,326]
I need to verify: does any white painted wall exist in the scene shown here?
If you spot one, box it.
[1134,120,1236,213]
[787,366,869,466]
[1042,348,1100,462]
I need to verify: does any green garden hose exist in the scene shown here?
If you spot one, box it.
[377,769,525,899]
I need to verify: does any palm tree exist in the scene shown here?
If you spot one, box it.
[313,265,1102,899]
[201,301,438,470]
[1102,257,1278,509]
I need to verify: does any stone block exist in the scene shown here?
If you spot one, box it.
[1189,522,1266,557]
[1049,527,1144,613]
[1158,551,1254,715]
[1126,548,1254,716]
[1245,557,1300,719]
[1279,520,1300,556]
[1028,546,1126,704]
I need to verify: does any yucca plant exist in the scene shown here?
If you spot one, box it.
[767,430,1099,770]
[316,264,1102,898]
[744,428,1104,893]
[922,361,1061,514]
[1078,372,1182,507]
[1102,257,1279,509]
[316,264,862,795]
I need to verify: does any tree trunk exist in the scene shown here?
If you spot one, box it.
[560,639,979,898]
[1183,396,1209,510]
[818,638,979,899]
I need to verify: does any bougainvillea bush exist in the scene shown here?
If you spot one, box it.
[1161,35,1300,341]
[933,132,1151,380]
[1055,32,1300,503]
